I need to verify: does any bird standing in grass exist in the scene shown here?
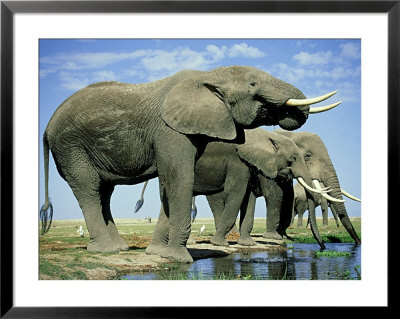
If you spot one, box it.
[77,226,85,237]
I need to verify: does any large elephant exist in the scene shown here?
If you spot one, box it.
[40,65,339,262]
[275,131,361,244]
[145,128,327,250]
[292,181,361,228]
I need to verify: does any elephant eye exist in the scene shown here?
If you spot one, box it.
[250,82,257,87]
[304,153,312,161]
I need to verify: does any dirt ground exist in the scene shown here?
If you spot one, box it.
[39,217,360,280]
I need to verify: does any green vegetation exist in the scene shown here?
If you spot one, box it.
[328,265,361,280]
[284,218,361,244]
[155,269,293,280]
[315,251,351,257]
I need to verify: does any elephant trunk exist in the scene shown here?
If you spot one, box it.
[323,162,361,244]
[307,197,326,250]
[277,105,309,131]
[300,174,326,250]
[256,86,309,131]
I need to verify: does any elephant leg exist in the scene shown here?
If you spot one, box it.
[155,138,196,263]
[100,184,129,251]
[146,203,169,255]
[291,208,296,226]
[66,163,120,253]
[159,175,194,262]
[321,197,329,226]
[328,202,340,227]
[263,204,282,240]
[237,190,256,246]
[262,180,283,240]
[209,168,249,247]
[297,210,306,228]
[277,180,294,239]
[207,191,226,231]
[210,167,249,247]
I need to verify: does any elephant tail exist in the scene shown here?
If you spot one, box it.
[134,180,149,213]
[40,132,53,235]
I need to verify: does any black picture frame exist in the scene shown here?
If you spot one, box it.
[1,0,396,317]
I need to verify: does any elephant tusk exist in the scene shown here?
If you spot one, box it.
[309,101,342,114]
[341,188,361,202]
[297,177,329,194]
[311,179,332,192]
[285,90,337,107]
[313,180,346,203]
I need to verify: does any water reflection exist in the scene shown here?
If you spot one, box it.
[124,243,361,280]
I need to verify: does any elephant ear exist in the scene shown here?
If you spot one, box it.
[236,129,278,178]
[161,78,237,140]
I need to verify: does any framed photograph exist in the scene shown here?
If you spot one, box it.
[1,0,396,316]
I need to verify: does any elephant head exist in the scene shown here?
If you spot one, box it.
[161,66,339,140]
[236,129,327,248]
[277,131,361,244]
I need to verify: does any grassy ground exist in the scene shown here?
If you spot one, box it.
[39,217,361,280]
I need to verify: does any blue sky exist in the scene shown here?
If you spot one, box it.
[39,39,361,221]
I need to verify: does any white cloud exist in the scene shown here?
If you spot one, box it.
[92,70,117,82]
[227,43,266,58]
[271,62,360,84]
[330,66,360,79]
[340,42,361,59]
[206,44,227,60]
[40,50,150,71]
[59,72,90,91]
[293,51,333,66]
[40,42,266,90]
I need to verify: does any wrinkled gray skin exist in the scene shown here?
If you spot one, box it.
[147,128,322,248]
[41,65,313,263]
[292,181,340,228]
[276,131,361,244]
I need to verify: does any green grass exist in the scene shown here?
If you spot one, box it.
[328,265,361,280]
[315,251,352,257]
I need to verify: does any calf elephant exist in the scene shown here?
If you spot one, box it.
[292,181,361,228]
[144,128,328,251]
[40,65,339,262]
[275,131,361,244]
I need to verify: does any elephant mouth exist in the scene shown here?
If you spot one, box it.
[276,168,293,181]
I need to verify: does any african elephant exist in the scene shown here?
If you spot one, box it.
[145,128,327,250]
[40,65,339,262]
[275,131,361,244]
[292,180,361,228]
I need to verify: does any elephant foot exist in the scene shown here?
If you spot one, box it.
[87,232,121,253]
[237,235,256,246]
[160,246,193,263]
[296,224,305,229]
[145,242,168,256]
[262,231,282,240]
[186,235,196,245]
[210,234,229,247]
[106,224,129,251]
[281,232,294,240]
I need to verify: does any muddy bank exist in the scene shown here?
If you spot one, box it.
[39,234,286,280]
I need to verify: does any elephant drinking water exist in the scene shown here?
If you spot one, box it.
[40,65,339,262]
